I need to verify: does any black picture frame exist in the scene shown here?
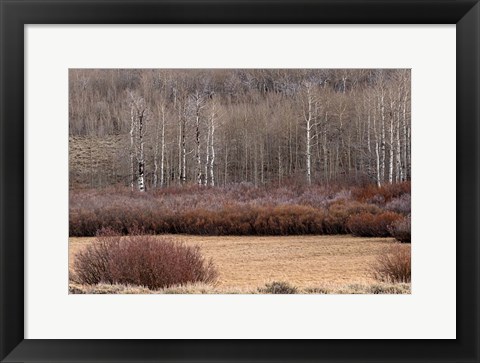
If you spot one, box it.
[1,1,479,362]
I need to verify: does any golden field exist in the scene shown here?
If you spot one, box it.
[69,234,409,290]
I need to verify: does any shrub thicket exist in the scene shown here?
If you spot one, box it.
[72,231,218,289]
[352,181,411,203]
[323,200,381,234]
[346,211,402,237]
[69,182,410,237]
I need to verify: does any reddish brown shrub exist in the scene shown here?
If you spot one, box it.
[346,211,402,237]
[176,205,324,235]
[324,201,381,234]
[177,206,256,235]
[389,216,411,243]
[352,181,411,203]
[72,233,218,289]
[253,205,325,235]
[69,183,409,237]
[371,243,411,283]
[351,184,380,203]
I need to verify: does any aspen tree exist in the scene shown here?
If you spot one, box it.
[69,69,411,189]
[192,90,205,186]
[301,81,317,185]
[153,103,166,188]
[128,92,148,192]
[209,99,216,186]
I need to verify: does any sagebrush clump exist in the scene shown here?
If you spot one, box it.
[72,231,218,289]
[258,281,298,294]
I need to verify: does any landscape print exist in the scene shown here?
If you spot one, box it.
[69,69,411,294]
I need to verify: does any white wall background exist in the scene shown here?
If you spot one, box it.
[25,25,456,339]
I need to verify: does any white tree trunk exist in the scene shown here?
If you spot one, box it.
[160,105,165,187]
[407,124,411,178]
[181,117,186,184]
[129,92,147,192]
[402,88,408,181]
[194,93,203,186]
[304,83,314,185]
[137,110,145,192]
[396,107,403,182]
[388,100,394,184]
[177,109,182,185]
[373,112,381,188]
[366,108,372,181]
[306,121,311,185]
[210,123,215,186]
[209,103,216,186]
[204,123,210,186]
[153,110,159,188]
[129,109,135,191]
[380,92,386,184]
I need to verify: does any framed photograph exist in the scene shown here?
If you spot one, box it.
[1,0,479,362]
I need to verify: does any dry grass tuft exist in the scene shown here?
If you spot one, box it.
[69,283,153,294]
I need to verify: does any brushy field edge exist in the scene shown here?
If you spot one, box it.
[69,182,411,240]
[69,281,411,294]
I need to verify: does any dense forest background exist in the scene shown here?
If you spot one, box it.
[69,69,411,189]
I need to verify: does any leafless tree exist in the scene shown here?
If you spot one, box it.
[128,91,148,192]
[69,69,411,189]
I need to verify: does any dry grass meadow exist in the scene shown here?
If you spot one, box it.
[69,234,410,293]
